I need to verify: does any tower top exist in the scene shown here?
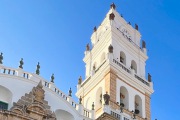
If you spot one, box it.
[110,3,116,9]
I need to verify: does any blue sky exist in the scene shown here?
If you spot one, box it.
[0,0,180,119]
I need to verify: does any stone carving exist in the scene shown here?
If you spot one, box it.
[3,81,57,120]
[68,88,72,97]
[108,45,113,53]
[79,96,82,104]
[148,73,152,82]
[110,3,116,9]
[33,80,44,103]
[109,13,115,20]
[92,102,95,110]
[135,24,139,31]
[103,92,110,105]
[94,26,97,32]
[51,74,55,83]
[86,44,90,51]
[142,40,146,48]
[0,52,3,64]
[19,58,24,69]
[36,62,40,75]
[78,76,82,85]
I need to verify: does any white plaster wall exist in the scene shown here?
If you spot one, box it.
[0,75,83,120]
[116,78,145,118]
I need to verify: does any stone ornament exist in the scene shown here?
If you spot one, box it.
[51,74,55,83]
[19,58,24,69]
[103,92,110,105]
[0,52,3,64]
[108,44,113,53]
[36,62,40,75]
[109,13,115,20]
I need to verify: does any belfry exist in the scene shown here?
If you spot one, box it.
[76,3,154,120]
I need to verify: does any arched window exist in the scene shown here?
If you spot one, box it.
[131,60,137,73]
[120,51,126,65]
[95,87,102,110]
[120,86,129,109]
[0,85,12,110]
[134,95,142,116]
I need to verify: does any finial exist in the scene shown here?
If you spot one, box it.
[142,40,146,48]
[148,73,152,82]
[92,102,95,110]
[0,52,3,64]
[78,76,82,85]
[51,74,55,83]
[19,58,24,69]
[109,13,115,20]
[86,44,90,51]
[36,62,40,75]
[68,87,72,97]
[103,92,110,105]
[108,44,113,53]
[79,96,82,104]
[37,80,43,88]
[128,22,131,25]
[110,3,116,9]
[135,24,139,31]
[93,26,97,32]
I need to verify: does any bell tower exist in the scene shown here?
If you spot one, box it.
[76,3,154,120]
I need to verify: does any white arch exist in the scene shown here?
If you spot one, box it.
[55,109,75,120]
[134,95,142,116]
[131,60,137,73]
[120,51,126,65]
[0,85,13,109]
[120,86,129,109]
[95,87,102,110]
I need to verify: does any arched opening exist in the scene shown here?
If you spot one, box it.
[120,51,126,65]
[55,109,74,120]
[131,60,137,73]
[120,86,129,109]
[134,95,142,117]
[95,87,102,111]
[100,52,106,63]
[0,85,12,110]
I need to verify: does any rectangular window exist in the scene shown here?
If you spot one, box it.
[0,101,8,110]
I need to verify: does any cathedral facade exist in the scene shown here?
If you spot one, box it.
[0,3,154,120]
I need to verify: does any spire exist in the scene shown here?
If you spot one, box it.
[110,3,116,10]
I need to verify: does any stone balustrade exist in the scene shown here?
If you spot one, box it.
[0,65,94,119]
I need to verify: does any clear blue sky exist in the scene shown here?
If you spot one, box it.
[0,0,179,119]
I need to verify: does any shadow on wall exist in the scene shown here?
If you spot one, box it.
[55,109,75,120]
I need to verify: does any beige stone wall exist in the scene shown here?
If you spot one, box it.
[104,68,117,109]
[145,93,151,120]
